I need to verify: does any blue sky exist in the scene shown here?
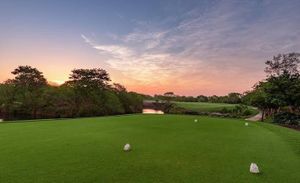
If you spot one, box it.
[1,0,300,95]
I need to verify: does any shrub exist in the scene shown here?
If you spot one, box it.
[273,112,300,126]
[168,106,186,114]
[242,109,253,116]
[220,107,230,114]
[184,110,200,115]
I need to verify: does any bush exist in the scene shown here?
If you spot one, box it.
[184,110,200,115]
[220,105,251,116]
[242,109,253,116]
[220,107,231,114]
[273,112,300,126]
[168,106,186,114]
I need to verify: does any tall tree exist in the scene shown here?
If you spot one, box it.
[0,66,144,120]
[66,68,114,116]
[265,53,300,77]
[245,53,300,121]
[67,68,110,89]
[0,83,17,119]
[6,66,47,118]
[112,83,127,93]
[9,65,47,89]
[227,93,242,104]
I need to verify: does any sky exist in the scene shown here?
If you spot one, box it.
[1,0,300,96]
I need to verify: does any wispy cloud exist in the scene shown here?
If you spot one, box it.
[93,45,133,58]
[81,34,93,44]
[81,34,175,84]
[81,0,300,95]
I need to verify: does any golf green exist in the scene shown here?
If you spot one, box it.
[0,114,299,182]
[174,101,238,112]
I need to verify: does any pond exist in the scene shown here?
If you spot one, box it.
[142,108,164,114]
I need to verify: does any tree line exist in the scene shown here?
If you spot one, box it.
[153,92,242,104]
[152,53,300,125]
[242,53,300,125]
[1,52,299,125]
[0,66,144,120]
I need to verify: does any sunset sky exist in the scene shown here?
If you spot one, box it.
[1,0,300,96]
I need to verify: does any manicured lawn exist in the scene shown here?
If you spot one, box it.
[174,101,258,115]
[0,114,299,182]
[174,101,238,112]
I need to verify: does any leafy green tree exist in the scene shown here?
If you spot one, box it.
[264,53,300,114]
[245,83,269,121]
[197,95,208,102]
[7,66,47,118]
[0,83,17,118]
[227,93,242,104]
[265,53,300,77]
[244,52,300,121]
[9,65,47,89]
[102,90,124,114]
[67,68,110,89]
[1,66,144,120]
[112,83,127,92]
[164,92,175,97]
[66,68,111,116]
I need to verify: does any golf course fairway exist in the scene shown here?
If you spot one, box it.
[0,114,299,183]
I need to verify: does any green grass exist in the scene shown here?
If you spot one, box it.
[174,101,258,115]
[0,114,300,182]
[174,101,238,112]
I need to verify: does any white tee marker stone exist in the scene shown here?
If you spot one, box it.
[194,119,198,123]
[123,143,131,152]
[250,163,260,174]
[245,122,249,126]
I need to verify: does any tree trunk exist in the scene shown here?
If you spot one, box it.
[261,109,265,121]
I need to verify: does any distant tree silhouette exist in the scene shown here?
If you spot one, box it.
[67,68,110,89]
[8,65,47,89]
[0,66,143,120]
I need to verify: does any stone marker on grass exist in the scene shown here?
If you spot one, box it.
[123,143,131,152]
[250,163,260,174]
[0,119,3,122]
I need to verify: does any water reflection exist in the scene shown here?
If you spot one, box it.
[142,109,164,114]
